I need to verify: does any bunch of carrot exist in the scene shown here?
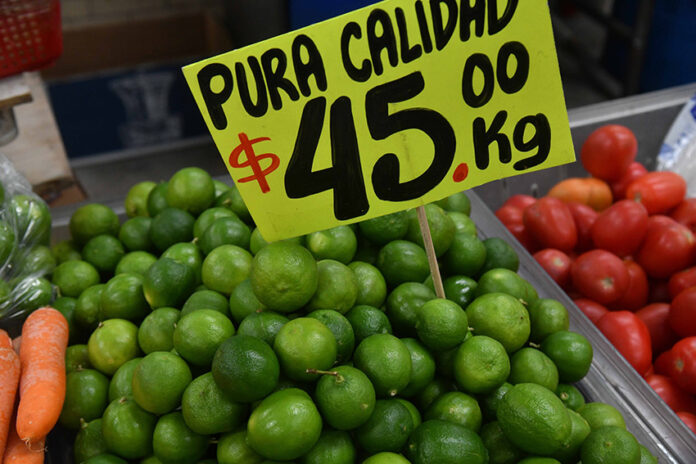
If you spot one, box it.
[0,308,68,464]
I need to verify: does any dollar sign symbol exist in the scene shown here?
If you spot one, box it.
[229,133,280,193]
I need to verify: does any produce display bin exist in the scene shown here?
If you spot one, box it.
[46,84,696,463]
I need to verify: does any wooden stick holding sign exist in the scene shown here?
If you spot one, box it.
[417,205,445,299]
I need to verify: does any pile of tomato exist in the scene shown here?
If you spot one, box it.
[495,124,696,433]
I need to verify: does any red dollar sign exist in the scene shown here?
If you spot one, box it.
[229,132,280,193]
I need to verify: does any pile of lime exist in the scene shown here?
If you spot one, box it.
[56,167,656,464]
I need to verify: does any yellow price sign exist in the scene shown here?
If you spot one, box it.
[183,0,575,241]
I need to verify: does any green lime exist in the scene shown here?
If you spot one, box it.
[84,455,127,464]
[434,345,459,380]
[400,338,436,398]
[237,311,289,346]
[580,426,640,464]
[273,317,336,382]
[213,179,231,198]
[443,233,486,277]
[406,419,488,464]
[143,258,197,309]
[301,429,355,464]
[132,351,192,414]
[100,273,149,321]
[199,217,251,255]
[552,409,591,463]
[0,279,10,308]
[556,383,585,411]
[481,382,514,421]
[448,212,476,236]
[474,268,527,301]
[541,331,593,383]
[436,192,471,215]
[66,344,91,373]
[639,445,658,464]
[228,279,265,322]
[377,241,430,288]
[354,235,380,264]
[51,239,81,264]
[150,208,195,252]
[115,251,157,276]
[119,217,154,252]
[193,207,237,240]
[70,203,120,246]
[306,260,358,314]
[358,211,409,245]
[442,275,478,309]
[497,383,572,456]
[173,309,235,366]
[250,242,318,313]
[53,260,100,297]
[416,378,455,411]
[108,357,142,402]
[81,235,124,275]
[348,261,387,308]
[19,245,56,276]
[182,372,246,435]
[182,289,229,317]
[479,420,524,464]
[353,333,411,397]
[88,319,140,375]
[247,388,322,461]
[13,276,53,313]
[248,228,304,255]
[211,334,280,403]
[102,398,157,459]
[153,411,209,464]
[454,336,510,394]
[479,238,519,274]
[217,430,262,464]
[138,307,180,354]
[465,293,530,353]
[74,418,108,463]
[162,242,203,284]
[578,402,626,430]
[307,309,355,363]
[147,182,170,217]
[424,392,482,432]
[509,347,559,392]
[346,305,392,343]
[527,299,569,344]
[362,452,411,464]
[166,167,215,215]
[216,186,252,224]
[405,205,456,257]
[356,399,414,454]
[315,365,376,430]
[396,398,422,429]
[201,245,252,295]
[0,220,15,265]
[416,299,468,352]
[9,194,51,245]
[306,226,357,264]
[60,369,110,429]
[125,181,157,217]
[55,296,79,344]
[517,459,562,464]
[385,282,436,337]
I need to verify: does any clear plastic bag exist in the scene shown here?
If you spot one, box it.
[0,153,53,325]
[657,93,696,197]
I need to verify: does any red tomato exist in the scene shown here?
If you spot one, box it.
[495,205,523,226]
[523,197,578,252]
[669,287,696,338]
[626,171,687,215]
[636,303,679,354]
[610,260,648,311]
[591,200,648,257]
[503,194,537,211]
[671,198,696,234]
[668,337,696,394]
[646,215,677,233]
[677,412,696,434]
[581,125,637,181]
[637,222,696,279]
[668,267,696,299]
[533,249,572,289]
[611,161,648,199]
[643,365,655,378]
[505,222,538,252]
[655,349,674,376]
[574,298,609,324]
[571,250,629,304]
[645,374,696,414]
[649,279,672,303]
[566,202,598,251]
[596,311,652,375]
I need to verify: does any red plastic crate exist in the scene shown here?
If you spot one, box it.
[0,0,62,78]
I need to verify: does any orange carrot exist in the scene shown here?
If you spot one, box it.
[0,331,10,350]
[0,347,20,459]
[2,414,44,464]
[10,339,19,356]
[16,308,68,445]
